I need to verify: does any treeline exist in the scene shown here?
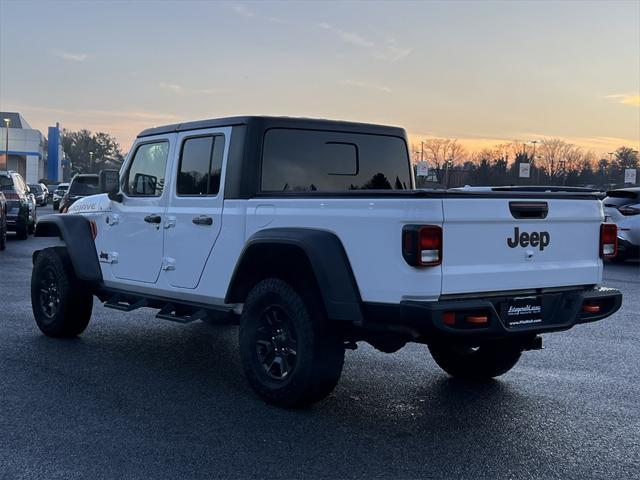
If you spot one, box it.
[61,129,125,175]
[411,138,638,189]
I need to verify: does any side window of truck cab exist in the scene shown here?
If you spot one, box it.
[124,141,170,197]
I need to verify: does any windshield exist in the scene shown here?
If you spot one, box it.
[69,177,99,196]
[29,184,42,192]
[56,185,69,192]
[0,176,14,191]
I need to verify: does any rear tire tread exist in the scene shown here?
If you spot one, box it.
[239,278,344,408]
[31,247,93,338]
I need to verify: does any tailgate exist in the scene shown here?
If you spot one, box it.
[441,197,602,294]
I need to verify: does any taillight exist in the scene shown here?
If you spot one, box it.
[600,223,617,258]
[402,225,442,266]
[618,205,640,216]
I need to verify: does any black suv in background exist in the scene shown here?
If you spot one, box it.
[0,171,30,240]
[59,174,99,212]
[0,191,6,250]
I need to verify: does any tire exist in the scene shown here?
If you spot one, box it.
[31,247,93,338]
[0,212,6,250]
[239,278,345,408]
[429,341,522,380]
[16,219,28,240]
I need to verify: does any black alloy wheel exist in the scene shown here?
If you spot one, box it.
[239,278,345,408]
[38,266,60,321]
[255,305,298,380]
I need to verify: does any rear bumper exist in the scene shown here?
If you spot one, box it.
[6,213,27,231]
[362,286,622,341]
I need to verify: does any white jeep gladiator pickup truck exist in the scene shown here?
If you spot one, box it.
[31,116,622,408]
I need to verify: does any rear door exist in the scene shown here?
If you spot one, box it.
[162,127,230,289]
[441,196,602,294]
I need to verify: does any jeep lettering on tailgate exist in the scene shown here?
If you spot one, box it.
[507,227,550,251]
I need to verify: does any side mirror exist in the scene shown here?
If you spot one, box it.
[133,173,158,195]
[99,169,123,203]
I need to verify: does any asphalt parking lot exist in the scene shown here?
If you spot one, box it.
[1,206,639,479]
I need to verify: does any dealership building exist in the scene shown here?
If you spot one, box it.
[0,112,64,183]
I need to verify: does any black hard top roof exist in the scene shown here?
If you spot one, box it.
[137,115,406,138]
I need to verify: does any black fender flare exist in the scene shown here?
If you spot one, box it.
[33,214,103,283]
[226,228,363,324]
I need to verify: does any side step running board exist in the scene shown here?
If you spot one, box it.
[156,303,208,324]
[104,294,148,312]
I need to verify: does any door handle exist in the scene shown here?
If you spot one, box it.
[144,214,162,224]
[192,215,213,226]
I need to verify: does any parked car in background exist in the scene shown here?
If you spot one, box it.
[40,183,49,203]
[59,174,100,213]
[603,187,640,260]
[26,188,37,234]
[52,183,69,211]
[0,191,6,250]
[0,170,31,240]
[29,184,47,206]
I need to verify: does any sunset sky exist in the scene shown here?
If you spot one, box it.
[1,0,638,155]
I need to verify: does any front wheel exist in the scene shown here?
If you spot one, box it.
[31,247,93,337]
[15,219,28,240]
[239,278,345,408]
[429,341,522,380]
[0,212,6,250]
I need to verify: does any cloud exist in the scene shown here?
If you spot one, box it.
[160,83,229,96]
[317,22,375,48]
[230,4,255,18]
[266,16,289,24]
[8,104,180,122]
[52,50,88,62]
[160,83,184,95]
[605,93,640,106]
[339,80,391,94]
[317,23,409,62]
[374,45,411,62]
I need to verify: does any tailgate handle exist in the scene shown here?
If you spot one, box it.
[509,202,548,219]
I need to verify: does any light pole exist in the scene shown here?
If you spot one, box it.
[527,140,539,183]
[3,118,10,173]
[89,151,94,173]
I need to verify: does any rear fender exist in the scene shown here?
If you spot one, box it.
[226,228,363,324]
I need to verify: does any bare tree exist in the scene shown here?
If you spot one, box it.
[424,138,468,168]
[538,138,570,178]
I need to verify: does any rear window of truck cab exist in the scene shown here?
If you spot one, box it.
[260,129,411,192]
